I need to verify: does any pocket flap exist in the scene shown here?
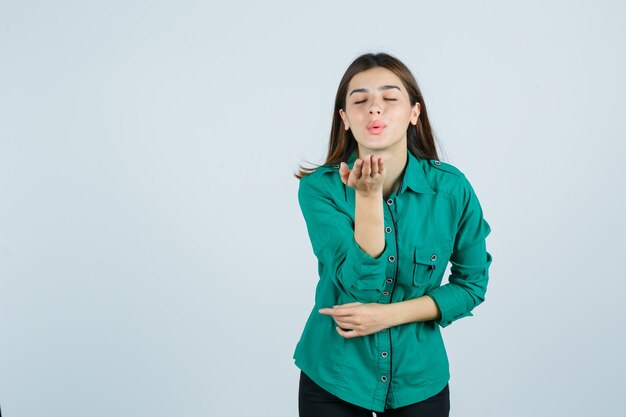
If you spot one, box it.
[413,238,452,267]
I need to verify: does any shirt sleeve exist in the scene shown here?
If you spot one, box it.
[298,174,388,303]
[426,174,492,328]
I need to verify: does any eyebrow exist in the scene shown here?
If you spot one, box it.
[349,85,401,96]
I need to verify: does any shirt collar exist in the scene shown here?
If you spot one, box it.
[399,150,436,195]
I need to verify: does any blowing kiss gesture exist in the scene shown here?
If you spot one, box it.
[338,154,386,195]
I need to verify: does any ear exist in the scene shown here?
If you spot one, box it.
[339,109,350,130]
[410,102,421,126]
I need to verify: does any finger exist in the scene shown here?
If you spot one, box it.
[336,326,360,339]
[334,319,354,328]
[321,308,354,317]
[378,156,385,174]
[371,155,379,176]
[319,306,355,316]
[333,302,362,308]
[361,155,371,177]
[335,317,357,325]
[350,159,363,183]
[339,162,350,185]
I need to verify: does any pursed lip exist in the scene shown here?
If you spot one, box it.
[367,120,387,135]
[367,120,387,129]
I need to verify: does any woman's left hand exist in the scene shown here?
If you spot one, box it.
[319,302,390,338]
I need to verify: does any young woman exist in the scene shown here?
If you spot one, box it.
[294,52,492,417]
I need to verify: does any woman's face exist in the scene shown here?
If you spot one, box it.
[339,67,420,156]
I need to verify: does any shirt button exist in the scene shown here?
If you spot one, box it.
[385,226,392,233]
[434,160,441,166]
[333,164,340,169]
[386,199,393,205]
[381,352,388,358]
[430,254,437,261]
[388,255,395,262]
[382,291,389,295]
[381,328,388,332]
[381,376,388,382]
[386,278,393,284]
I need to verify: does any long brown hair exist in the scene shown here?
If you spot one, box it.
[296,52,439,179]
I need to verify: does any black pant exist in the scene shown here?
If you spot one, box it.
[299,371,450,417]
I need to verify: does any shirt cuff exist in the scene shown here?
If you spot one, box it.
[426,286,476,328]
[344,238,388,294]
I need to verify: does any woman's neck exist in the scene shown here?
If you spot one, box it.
[381,150,407,197]
[358,145,408,198]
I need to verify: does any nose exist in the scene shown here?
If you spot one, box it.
[368,105,382,115]
[368,97,383,115]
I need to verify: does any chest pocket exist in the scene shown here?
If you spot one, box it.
[413,237,453,286]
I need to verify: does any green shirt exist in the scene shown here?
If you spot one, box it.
[293,150,492,412]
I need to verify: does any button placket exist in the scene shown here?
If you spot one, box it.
[376,197,397,399]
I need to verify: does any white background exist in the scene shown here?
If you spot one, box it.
[1,1,625,416]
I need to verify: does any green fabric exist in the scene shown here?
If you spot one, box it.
[293,150,492,412]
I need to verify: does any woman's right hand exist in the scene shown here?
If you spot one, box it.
[339,155,386,196]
